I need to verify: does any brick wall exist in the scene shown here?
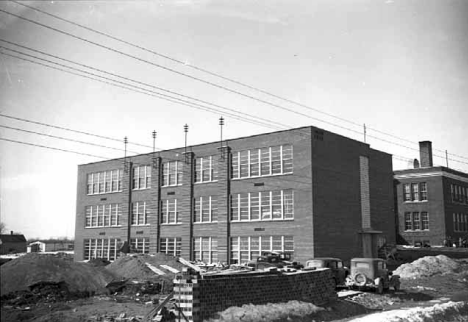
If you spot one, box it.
[173,269,337,322]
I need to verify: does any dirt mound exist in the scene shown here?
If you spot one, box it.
[0,253,116,297]
[394,255,461,279]
[105,253,186,289]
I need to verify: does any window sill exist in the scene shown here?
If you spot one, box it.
[404,230,430,232]
[132,188,151,191]
[194,221,218,225]
[85,225,122,229]
[131,224,151,227]
[161,223,183,226]
[231,218,294,223]
[403,200,428,203]
[87,191,123,196]
[161,184,183,188]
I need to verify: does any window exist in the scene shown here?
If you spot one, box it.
[404,212,429,231]
[161,199,179,224]
[131,201,148,225]
[85,204,121,228]
[421,212,429,230]
[130,238,150,254]
[83,238,120,261]
[231,144,293,179]
[195,156,218,183]
[193,237,218,263]
[451,184,468,204]
[231,190,294,221]
[412,212,420,230]
[132,166,151,190]
[453,213,468,232]
[230,235,294,264]
[420,183,427,201]
[404,212,412,231]
[194,196,218,223]
[87,169,122,195]
[160,237,181,257]
[403,182,427,202]
[411,183,419,201]
[162,161,183,186]
[403,184,411,201]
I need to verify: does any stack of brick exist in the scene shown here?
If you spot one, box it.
[173,268,336,322]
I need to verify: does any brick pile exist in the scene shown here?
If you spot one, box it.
[173,268,337,322]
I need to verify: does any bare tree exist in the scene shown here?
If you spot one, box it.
[0,222,6,234]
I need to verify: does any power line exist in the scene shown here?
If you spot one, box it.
[0,39,291,132]
[0,7,366,137]
[0,137,109,159]
[12,0,468,162]
[3,48,468,170]
[0,48,289,136]
[0,124,141,154]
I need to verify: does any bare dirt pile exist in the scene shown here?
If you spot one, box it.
[105,253,186,290]
[393,255,464,279]
[0,253,116,298]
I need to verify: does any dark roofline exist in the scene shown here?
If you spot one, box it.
[78,124,389,167]
[394,166,468,178]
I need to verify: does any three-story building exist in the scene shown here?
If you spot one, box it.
[74,126,396,263]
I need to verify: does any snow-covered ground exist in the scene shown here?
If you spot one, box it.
[348,301,468,322]
[205,300,468,322]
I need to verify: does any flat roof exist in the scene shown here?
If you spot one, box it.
[394,166,468,179]
[79,124,391,167]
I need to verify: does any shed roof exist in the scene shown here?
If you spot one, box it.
[0,234,27,243]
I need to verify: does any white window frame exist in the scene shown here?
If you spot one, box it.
[161,199,179,224]
[231,144,293,180]
[231,189,294,222]
[87,169,122,195]
[85,203,121,228]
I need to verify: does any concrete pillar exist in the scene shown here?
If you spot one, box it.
[120,161,133,249]
[149,156,162,254]
[179,152,195,259]
[216,146,231,264]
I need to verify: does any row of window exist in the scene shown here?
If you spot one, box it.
[85,204,121,228]
[83,238,120,261]
[231,190,294,221]
[83,235,294,263]
[87,170,123,195]
[86,144,294,194]
[453,213,468,232]
[231,235,294,264]
[451,184,468,204]
[85,190,295,228]
[404,212,429,231]
[403,182,427,202]
[130,237,150,254]
[231,145,293,179]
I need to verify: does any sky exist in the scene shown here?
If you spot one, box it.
[0,0,467,239]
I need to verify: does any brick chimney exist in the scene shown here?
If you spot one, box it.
[419,141,433,167]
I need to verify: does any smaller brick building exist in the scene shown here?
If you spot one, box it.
[0,232,27,254]
[394,141,468,247]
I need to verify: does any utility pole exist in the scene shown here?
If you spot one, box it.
[446,150,449,168]
[219,116,224,147]
[363,123,367,143]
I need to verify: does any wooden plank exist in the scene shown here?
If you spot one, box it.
[160,264,180,274]
[145,262,166,275]
[178,257,202,272]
